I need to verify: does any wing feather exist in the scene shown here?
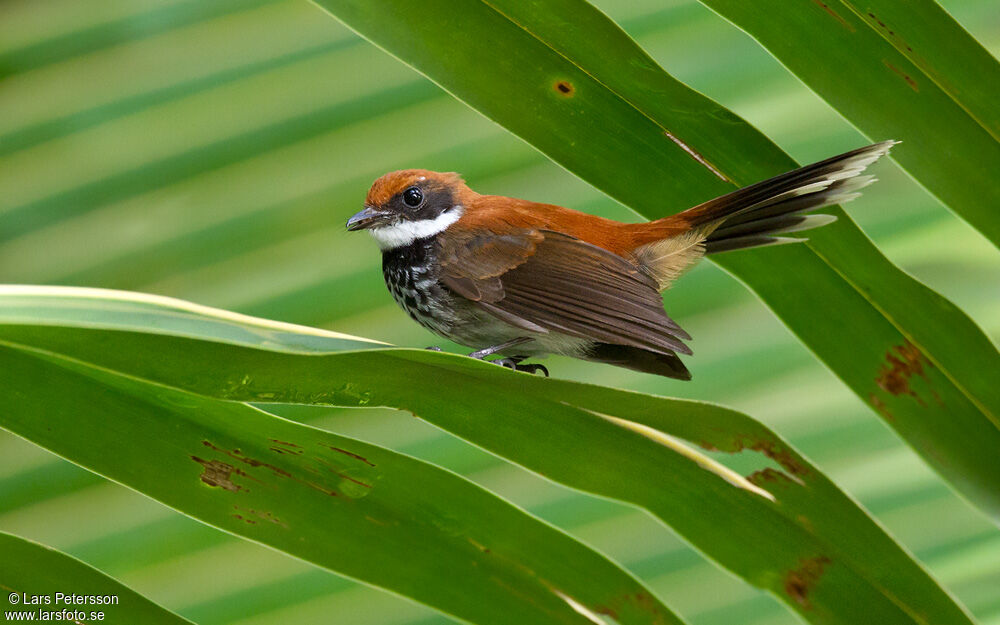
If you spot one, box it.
[440,229,690,355]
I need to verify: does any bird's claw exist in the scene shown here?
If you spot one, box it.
[517,363,549,377]
[424,346,442,351]
[491,358,549,377]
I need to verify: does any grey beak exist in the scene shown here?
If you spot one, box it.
[346,206,392,231]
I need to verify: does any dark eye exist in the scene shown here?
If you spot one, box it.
[401,186,424,208]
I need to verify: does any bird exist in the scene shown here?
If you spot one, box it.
[347,141,896,379]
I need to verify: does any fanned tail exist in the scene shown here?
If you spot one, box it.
[631,141,897,290]
[685,140,897,253]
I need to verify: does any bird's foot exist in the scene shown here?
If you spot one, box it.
[515,362,549,377]
[465,340,547,376]
[490,357,549,377]
[424,346,442,351]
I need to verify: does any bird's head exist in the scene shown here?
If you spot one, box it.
[347,169,470,249]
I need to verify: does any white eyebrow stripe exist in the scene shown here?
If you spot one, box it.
[369,206,463,249]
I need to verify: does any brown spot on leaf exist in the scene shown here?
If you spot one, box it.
[748,439,810,478]
[868,12,913,51]
[204,441,290,475]
[336,472,372,489]
[201,440,340,497]
[883,60,919,92]
[269,445,303,455]
[812,1,855,31]
[785,556,831,608]
[748,467,795,486]
[712,435,812,482]
[315,456,373,489]
[320,444,376,467]
[269,439,304,455]
[553,80,575,96]
[876,340,932,402]
[632,592,659,613]
[192,457,241,492]
[234,505,289,528]
[595,605,619,620]
[868,392,895,421]
[595,592,665,621]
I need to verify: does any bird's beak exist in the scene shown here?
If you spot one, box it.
[346,206,392,231]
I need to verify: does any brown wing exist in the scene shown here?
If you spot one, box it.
[440,229,691,355]
[437,229,543,302]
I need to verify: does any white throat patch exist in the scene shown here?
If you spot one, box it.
[369,206,463,250]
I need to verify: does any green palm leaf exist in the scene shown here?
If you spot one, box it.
[0,286,976,625]
[0,531,193,625]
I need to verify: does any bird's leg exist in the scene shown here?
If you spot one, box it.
[426,342,545,376]
[466,337,532,360]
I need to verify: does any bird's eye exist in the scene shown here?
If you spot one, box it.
[401,186,424,208]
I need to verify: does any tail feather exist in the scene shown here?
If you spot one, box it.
[714,212,837,240]
[703,234,804,254]
[683,140,897,253]
[705,213,836,254]
[633,140,896,288]
[584,343,691,380]
[723,176,870,228]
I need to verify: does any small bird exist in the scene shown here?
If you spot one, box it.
[347,141,896,379]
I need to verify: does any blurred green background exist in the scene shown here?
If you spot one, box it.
[1,0,998,623]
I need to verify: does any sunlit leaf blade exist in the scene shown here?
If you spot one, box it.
[698,0,1000,245]
[0,531,194,625]
[0,287,977,625]
[310,0,1000,523]
[0,310,684,625]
